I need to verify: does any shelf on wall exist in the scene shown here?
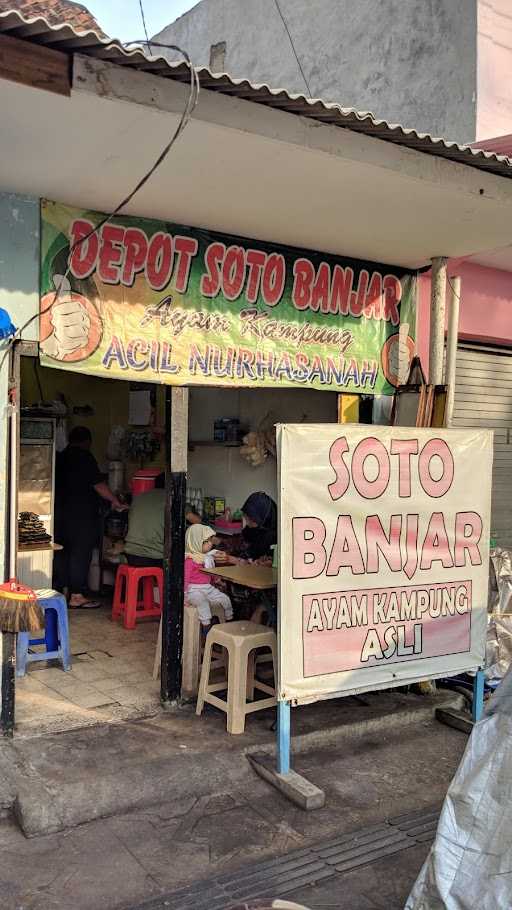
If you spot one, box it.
[188,440,241,450]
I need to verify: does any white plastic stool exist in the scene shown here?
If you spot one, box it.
[181,603,227,696]
[196,621,277,734]
[153,602,227,685]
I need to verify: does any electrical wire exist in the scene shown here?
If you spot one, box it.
[273,0,312,98]
[447,275,461,301]
[1,41,200,372]
[138,0,151,50]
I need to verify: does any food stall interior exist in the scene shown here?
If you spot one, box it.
[16,357,357,733]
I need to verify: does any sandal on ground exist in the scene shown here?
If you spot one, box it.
[69,598,101,609]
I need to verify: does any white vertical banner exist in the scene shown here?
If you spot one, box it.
[277,425,493,704]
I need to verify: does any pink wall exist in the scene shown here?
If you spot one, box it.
[417,260,512,379]
[416,9,512,375]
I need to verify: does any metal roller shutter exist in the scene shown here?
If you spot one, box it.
[451,344,512,546]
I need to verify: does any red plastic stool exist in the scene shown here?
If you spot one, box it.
[112,565,163,630]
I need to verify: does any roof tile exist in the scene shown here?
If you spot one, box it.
[0,0,106,36]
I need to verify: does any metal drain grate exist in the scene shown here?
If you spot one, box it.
[126,806,440,910]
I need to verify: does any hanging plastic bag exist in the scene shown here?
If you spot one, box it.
[486,548,512,684]
[406,667,512,909]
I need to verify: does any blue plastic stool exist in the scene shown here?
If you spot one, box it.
[16,590,72,677]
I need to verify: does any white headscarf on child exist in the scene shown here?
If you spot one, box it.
[185,524,217,565]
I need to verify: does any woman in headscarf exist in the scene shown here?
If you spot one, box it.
[240,492,277,563]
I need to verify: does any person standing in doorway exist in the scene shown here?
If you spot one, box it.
[53,426,126,608]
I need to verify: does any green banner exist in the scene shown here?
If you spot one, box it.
[40,201,416,394]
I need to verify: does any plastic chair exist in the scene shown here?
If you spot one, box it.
[153,601,228,685]
[16,590,72,677]
[112,565,163,630]
[196,621,277,734]
[180,602,228,695]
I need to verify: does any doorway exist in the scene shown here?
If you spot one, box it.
[15,355,343,735]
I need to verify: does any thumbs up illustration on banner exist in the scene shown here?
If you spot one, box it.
[381,323,415,387]
[40,274,102,362]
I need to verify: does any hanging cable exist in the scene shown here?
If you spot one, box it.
[1,42,200,370]
[447,275,461,301]
[273,0,313,98]
[138,0,151,50]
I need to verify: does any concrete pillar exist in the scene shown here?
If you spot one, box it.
[445,276,461,427]
[429,257,448,385]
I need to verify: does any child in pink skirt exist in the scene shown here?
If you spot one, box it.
[184,524,233,630]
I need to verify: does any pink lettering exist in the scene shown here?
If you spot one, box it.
[419,439,454,498]
[293,518,327,578]
[352,437,390,499]
[454,511,483,567]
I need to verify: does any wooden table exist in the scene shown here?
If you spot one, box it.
[213,524,242,538]
[205,564,277,590]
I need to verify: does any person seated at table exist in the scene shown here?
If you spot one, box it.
[185,524,233,631]
[125,473,201,569]
[240,492,277,564]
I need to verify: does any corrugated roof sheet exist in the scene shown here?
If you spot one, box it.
[2,7,512,180]
[472,134,512,157]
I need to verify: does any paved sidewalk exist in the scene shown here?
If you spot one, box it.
[3,688,459,836]
[124,804,441,910]
[0,717,466,910]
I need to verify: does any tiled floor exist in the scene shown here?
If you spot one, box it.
[15,604,162,736]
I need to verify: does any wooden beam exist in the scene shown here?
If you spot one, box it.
[0,34,71,97]
[161,387,189,704]
[19,341,39,358]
